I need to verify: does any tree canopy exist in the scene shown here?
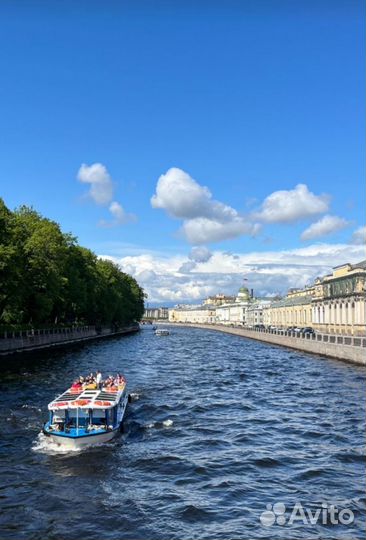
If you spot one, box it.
[0,198,145,328]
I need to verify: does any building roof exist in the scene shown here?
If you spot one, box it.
[268,295,313,308]
[351,260,366,270]
[172,304,215,311]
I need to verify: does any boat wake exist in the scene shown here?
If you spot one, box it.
[145,419,174,429]
[32,433,83,455]
[21,404,42,412]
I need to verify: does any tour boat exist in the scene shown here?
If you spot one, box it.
[43,378,129,449]
[155,328,170,336]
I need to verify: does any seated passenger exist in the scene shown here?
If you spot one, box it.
[117,373,126,384]
[85,381,97,390]
[71,380,82,390]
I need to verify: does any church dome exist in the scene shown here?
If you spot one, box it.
[236,286,250,301]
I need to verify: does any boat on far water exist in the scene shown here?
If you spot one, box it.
[43,374,129,449]
[155,328,170,336]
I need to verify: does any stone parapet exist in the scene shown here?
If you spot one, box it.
[168,323,366,366]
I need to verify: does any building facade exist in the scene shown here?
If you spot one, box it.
[215,287,253,326]
[311,260,366,336]
[144,307,169,320]
[262,288,314,329]
[168,305,216,324]
[203,294,236,306]
[168,261,366,336]
[246,300,272,327]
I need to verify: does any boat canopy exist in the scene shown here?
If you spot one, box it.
[48,385,125,411]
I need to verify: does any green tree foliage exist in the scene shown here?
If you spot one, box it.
[0,198,144,328]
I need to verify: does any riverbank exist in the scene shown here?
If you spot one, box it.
[0,324,139,357]
[167,323,366,366]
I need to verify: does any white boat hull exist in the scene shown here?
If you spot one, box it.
[46,428,119,450]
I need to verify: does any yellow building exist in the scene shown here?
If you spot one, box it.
[168,305,216,324]
[203,294,236,306]
[262,288,314,329]
[312,260,366,336]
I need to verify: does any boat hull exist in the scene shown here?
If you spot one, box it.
[43,428,119,449]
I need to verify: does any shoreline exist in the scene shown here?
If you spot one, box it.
[165,323,366,366]
[0,324,140,357]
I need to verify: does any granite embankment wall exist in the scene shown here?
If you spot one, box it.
[168,323,366,366]
[0,324,139,356]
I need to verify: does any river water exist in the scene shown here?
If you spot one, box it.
[0,326,365,540]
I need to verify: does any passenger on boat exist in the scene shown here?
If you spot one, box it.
[116,373,126,385]
[71,380,82,390]
[105,376,114,388]
[96,370,102,389]
[84,380,97,390]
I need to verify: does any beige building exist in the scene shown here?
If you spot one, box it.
[169,287,252,326]
[168,304,216,324]
[262,288,314,329]
[312,260,366,336]
[203,294,236,306]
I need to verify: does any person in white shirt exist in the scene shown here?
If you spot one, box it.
[96,370,102,389]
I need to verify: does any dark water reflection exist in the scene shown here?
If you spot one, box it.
[0,326,365,539]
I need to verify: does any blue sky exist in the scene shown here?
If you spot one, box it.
[1,1,365,303]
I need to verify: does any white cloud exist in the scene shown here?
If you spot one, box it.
[182,217,260,244]
[178,261,197,273]
[100,201,136,226]
[189,246,212,263]
[77,163,113,205]
[151,167,212,219]
[300,215,350,241]
[179,247,212,272]
[151,167,260,244]
[77,163,136,226]
[99,242,364,303]
[350,225,366,245]
[255,183,330,223]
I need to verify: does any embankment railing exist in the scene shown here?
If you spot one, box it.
[174,323,366,348]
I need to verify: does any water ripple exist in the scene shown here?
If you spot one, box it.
[0,326,365,539]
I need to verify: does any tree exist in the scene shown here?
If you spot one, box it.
[0,198,145,328]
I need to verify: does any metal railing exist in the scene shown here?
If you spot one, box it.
[0,326,97,353]
[172,322,366,348]
[246,326,366,347]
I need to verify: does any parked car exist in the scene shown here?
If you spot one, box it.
[300,327,315,335]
